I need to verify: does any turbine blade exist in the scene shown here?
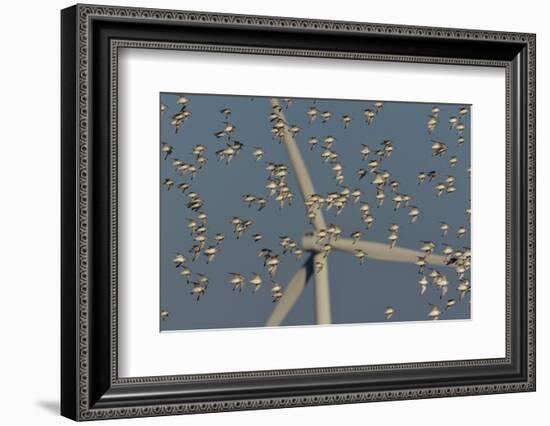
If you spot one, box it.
[266,254,314,326]
[302,236,448,266]
[270,98,327,231]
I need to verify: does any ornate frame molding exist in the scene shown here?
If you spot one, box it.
[61,4,535,421]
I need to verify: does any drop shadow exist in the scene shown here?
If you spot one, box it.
[36,400,59,415]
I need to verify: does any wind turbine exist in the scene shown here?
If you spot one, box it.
[266,98,450,327]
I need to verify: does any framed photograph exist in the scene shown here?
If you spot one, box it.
[61,4,536,421]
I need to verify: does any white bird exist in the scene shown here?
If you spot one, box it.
[342,114,352,128]
[161,143,173,160]
[435,183,446,196]
[306,106,319,122]
[351,188,362,203]
[180,267,192,283]
[442,244,454,256]
[195,224,207,236]
[197,211,208,223]
[360,144,371,160]
[250,274,263,292]
[428,304,442,320]
[256,198,267,211]
[271,282,284,302]
[376,191,385,207]
[186,218,197,234]
[321,111,333,123]
[196,273,209,288]
[418,172,428,184]
[307,137,320,150]
[315,260,325,273]
[367,160,379,172]
[253,147,264,161]
[173,253,186,267]
[435,275,449,298]
[265,255,281,277]
[229,273,245,292]
[431,140,448,156]
[416,256,427,273]
[418,275,429,295]
[388,231,399,248]
[381,140,394,158]
[364,109,376,125]
[324,135,337,148]
[408,206,420,223]
[289,124,301,137]
[354,249,367,265]
[420,241,436,255]
[427,115,438,133]
[445,299,457,310]
[389,223,400,233]
[177,95,190,106]
[190,283,205,300]
[203,246,218,263]
[363,214,375,229]
[440,222,449,237]
[457,280,471,300]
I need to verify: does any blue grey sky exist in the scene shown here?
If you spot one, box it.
[159,93,471,331]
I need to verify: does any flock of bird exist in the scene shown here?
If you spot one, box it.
[159,94,471,325]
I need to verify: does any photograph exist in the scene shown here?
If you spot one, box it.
[159,93,472,331]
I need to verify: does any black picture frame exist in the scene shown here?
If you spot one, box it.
[61,4,536,421]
